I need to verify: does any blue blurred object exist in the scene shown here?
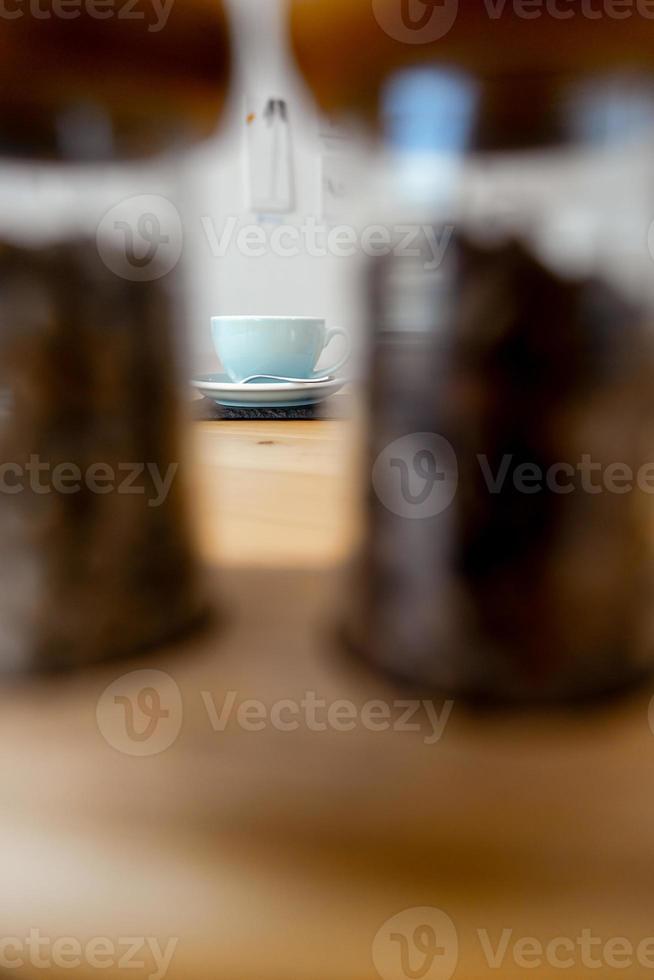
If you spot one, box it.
[381,66,479,155]
[567,74,654,147]
[381,66,479,206]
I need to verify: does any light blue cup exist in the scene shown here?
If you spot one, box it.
[211,316,351,383]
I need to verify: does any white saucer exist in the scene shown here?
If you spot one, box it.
[190,373,347,408]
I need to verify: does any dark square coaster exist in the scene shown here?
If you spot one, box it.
[191,393,351,422]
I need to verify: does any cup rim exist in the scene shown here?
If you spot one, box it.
[211,315,325,323]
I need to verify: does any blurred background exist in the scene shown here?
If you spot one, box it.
[4,1,654,979]
[184,0,367,375]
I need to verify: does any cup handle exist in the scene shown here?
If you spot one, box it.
[318,328,351,379]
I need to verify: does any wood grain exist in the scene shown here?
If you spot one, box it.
[1,563,654,979]
[2,419,653,979]
[188,419,361,568]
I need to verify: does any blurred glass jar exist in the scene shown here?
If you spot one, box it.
[0,3,230,672]
[0,0,230,160]
[343,68,654,702]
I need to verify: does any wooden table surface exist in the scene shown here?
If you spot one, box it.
[3,416,654,980]
[190,417,361,569]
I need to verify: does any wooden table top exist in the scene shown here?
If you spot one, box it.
[3,415,654,980]
[190,417,361,569]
